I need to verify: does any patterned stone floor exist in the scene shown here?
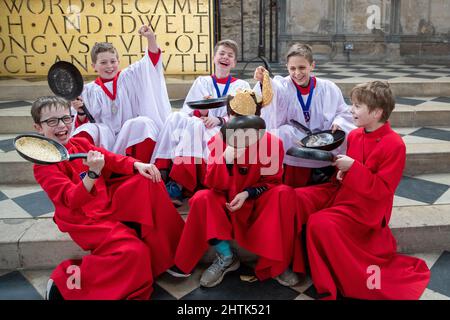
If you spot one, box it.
[0,251,449,300]
[233,62,450,82]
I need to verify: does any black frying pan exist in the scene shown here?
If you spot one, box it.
[48,61,95,123]
[186,96,229,110]
[286,146,334,162]
[220,115,266,148]
[290,119,345,151]
[14,133,87,165]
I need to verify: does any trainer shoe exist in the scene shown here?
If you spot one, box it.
[200,253,240,288]
[166,265,191,278]
[45,279,64,300]
[165,180,184,207]
[274,268,300,287]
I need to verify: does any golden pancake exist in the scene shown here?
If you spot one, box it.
[15,137,61,163]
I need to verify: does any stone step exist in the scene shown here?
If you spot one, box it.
[1,203,449,270]
[1,128,450,184]
[1,76,450,101]
[1,98,449,134]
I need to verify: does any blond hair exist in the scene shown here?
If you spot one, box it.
[350,81,395,123]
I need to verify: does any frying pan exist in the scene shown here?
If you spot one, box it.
[290,119,345,151]
[186,96,229,110]
[48,61,95,123]
[286,146,334,162]
[14,133,87,165]
[220,115,266,148]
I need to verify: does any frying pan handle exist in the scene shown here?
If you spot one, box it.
[69,153,88,161]
[290,119,312,136]
[81,104,96,123]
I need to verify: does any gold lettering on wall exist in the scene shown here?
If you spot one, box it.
[0,0,214,75]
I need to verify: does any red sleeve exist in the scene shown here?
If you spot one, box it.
[92,145,137,175]
[148,49,161,66]
[73,137,137,175]
[75,115,89,128]
[34,164,98,210]
[342,135,406,201]
[246,133,284,191]
[204,135,231,191]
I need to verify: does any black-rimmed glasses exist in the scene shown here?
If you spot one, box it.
[40,115,74,127]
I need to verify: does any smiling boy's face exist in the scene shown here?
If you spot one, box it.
[34,105,73,146]
[213,45,236,76]
[92,51,120,80]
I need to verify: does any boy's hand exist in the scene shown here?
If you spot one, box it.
[138,25,158,52]
[71,96,85,114]
[254,66,266,83]
[331,123,342,133]
[134,162,161,183]
[336,170,345,182]
[138,24,156,39]
[226,191,249,212]
[83,150,105,175]
[202,116,221,128]
[203,95,213,100]
[333,155,354,173]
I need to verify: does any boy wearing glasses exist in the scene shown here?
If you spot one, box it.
[32,96,184,300]
[71,25,171,163]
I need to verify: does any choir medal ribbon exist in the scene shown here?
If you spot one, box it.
[212,75,232,98]
[294,77,315,123]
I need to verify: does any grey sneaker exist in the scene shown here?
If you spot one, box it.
[200,254,240,288]
[275,268,300,287]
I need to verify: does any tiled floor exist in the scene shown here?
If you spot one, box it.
[1,126,450,219]
[0,251,448,300]
[0,168,448,220]
[232,62,450,82]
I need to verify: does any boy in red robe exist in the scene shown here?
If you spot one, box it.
[294,81,430,299]
[174,90,300,288]
[31,96,184,300]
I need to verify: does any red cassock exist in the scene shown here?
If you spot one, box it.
[174,132,298,280]
[34,137,184,300]
[294,122,430,299]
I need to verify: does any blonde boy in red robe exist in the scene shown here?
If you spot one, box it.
[174,90,300,288]
[31,96,184,300]
[294,81,430,299]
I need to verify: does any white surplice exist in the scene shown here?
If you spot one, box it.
[256,76,356,168]
[73,52,171,155]
[151,76,250,162]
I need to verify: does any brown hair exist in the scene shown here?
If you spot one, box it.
[350,81,395,123]
[214,39,238,61]
[286,43,314,64]
[31,96,71,124]
[91,42,118,63]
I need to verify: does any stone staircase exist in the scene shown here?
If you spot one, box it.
[1,72,450,270]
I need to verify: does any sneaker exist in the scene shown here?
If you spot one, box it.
[166,265,191,278]
[200,254,240,288]
[45,279,64,300]
[165,180,184,207]
[274,268,300,287]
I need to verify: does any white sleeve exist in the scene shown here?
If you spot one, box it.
[119,51,172,130]
[81,82,103,121]
[257,76,289,130]
[328,82,356,133]
[181,77,212,115]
